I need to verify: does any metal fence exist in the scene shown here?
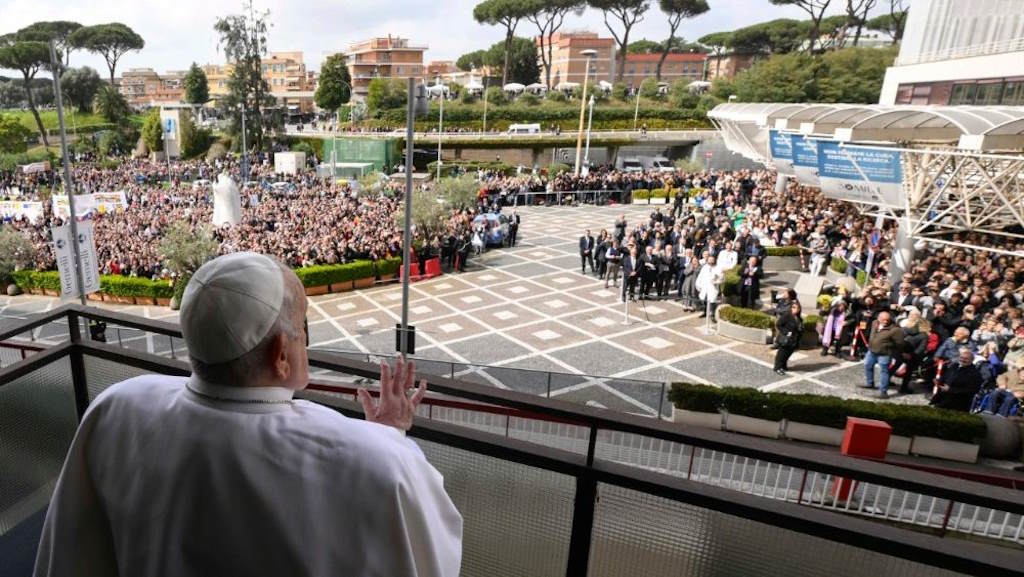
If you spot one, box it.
[3,305,1024,577]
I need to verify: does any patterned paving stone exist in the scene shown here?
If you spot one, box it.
[673,354,784,388]
[507,321,590,351]
[444,333,532,366]
[547,341,650,377]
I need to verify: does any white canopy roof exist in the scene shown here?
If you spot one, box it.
[555,82,580,90]
[708,102,1024,152]
[503,83,525,92]
[525,83,547,90]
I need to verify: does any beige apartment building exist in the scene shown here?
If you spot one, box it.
[343,36,427,100]
[202,52,316,113]
[704,53,757,80]
[118,68,185,107]
[540,31,615,87]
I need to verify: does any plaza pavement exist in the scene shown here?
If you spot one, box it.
[0,204,922,417]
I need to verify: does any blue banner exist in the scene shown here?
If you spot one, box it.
[789,134,819,186]
[816,141,903,207]
[769,130,792,160]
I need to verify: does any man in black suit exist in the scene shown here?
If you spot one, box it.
[579,229,595,274]
[640,245,658,299]
[622,245,640,301]
[613,215,627,243]
[738,256,763,309]
[507,210,520,246]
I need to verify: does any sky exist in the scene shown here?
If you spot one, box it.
[1,0,896,76]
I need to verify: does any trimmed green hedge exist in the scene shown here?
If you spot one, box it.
[721,265,742,297]
[14,270,173,299]
[718,305,774,330]
[295,262,366,288]
[377,105,707,124]
[427,160,516,178]
[856,269,868,286]
[830,257,847,274]
[765,246,801,257]
[376,257,402,277]
[668,383,987,444]
[631,189,650,201]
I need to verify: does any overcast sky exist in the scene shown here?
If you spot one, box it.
[2,0,894,76]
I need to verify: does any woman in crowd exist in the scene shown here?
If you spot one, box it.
[774,302,803,375]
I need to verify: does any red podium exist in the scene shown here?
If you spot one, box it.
[399,258,442,282]
[832,417,891,501]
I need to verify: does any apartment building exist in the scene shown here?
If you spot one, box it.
[202,52,316,113]
[704,53,758,80]
[540,31,616,87]
[117,68,185,107]
[342,36,427,100]
[621,53,707,88]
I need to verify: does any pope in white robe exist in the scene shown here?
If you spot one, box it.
[34,252,462,577]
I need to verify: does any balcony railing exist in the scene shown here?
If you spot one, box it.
[2,305,1024,576]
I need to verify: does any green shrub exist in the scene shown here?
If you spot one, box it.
[668,383,987,443]
[817,294,833,311]
[546,90,567,103]
[518,92,539,106]
[293,260,379,288]
[803,314,820,334]
[151,280,174,299]
[720,265,742,297]
[11,269,35,289]
[547,162,570,176]
[717,305,775,330]
[765,246,801,257]
[649,188,669,199]
[101,276,155,298]
[34,271,62,292]
[830,257,847,274]
[631,189,650,201]
[856,269,868,286]
[376,257,402,277]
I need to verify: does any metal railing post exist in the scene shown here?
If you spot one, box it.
[565,426,599,577]
[658,381,667,419]
[67,311,90,420]
[169,335,175,359]
[546,372,552,398]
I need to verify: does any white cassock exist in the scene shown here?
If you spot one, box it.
[696,264,723,303]
[34,375,463,577]
[716,249,738,272]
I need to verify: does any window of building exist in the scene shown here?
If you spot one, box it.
[949,82,977,105]
[894,84,913,104]
[1002,78,1024,105]
[628,66,635,74]
[928,82,952,105]
[910,84,931,105]
[975,80,1003,105]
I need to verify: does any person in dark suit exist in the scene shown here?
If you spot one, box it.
[640,245,658,299]
[614,215,627,243]
[773,302,803,375]
[657,244,675,298]
[507,210,520,246]
[738,256,763,309]
[622,246,640,301]
[605,240,622,289]
[579,229,595,274]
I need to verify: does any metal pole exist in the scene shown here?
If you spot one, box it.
[400,77,415,358]
[437,90,443,180]
[633,87,641,131]
[583,95,594,173]
[49,41,86,307]
[482,77,488,133]
[164,132,172,186]
[240,106,248,185]
[573,57,591,176]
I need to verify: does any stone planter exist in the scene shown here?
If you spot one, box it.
[43,289,59,297]
[87,292,103,302]
[155,297,172,307]
[354,276,375,289]
[825,268,845,285]
[114,296,134,304]
[672,407,723,430]
[977,413,1021,459]
[380,273,397,283]
[134,297,157,306]
[763,255,803,272]
[910,436,979,463]
[329,281,353,293]
[715,311,772,345]
[799,331,820,349]
[783,420,845,446]
[304,284,329,297]
[887,435,912,455]
[725,413,782,439]
[28,287,41,295]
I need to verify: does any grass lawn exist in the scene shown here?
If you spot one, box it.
[1,109,145,134]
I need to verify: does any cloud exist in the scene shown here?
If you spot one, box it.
[1,0,883,77]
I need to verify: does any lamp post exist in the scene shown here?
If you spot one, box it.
[583,94,595,176]
[436,75,444,180]
[633,84,641,131]
[482,75,488,133]
[573,49,597,176]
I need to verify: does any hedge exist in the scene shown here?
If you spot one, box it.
[668,383,987,443]
[14,270,173,299]
[765,246,801,257]
[721,265,742,297]
[856,269,868,286]
[377,105,707,124]
[13,258,398,297]
[830,257,847,274]
[718,305,774,330]
[631,189,650,201]
[427,160,517,178]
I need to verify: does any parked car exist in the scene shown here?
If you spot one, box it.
[472,213,508,246]
[652,157,674,173]
[620,157,643,173]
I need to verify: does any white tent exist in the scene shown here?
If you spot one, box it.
[555,82,580,93]
[464,78,484,93]
[597,80,613,92]
[426,84,449,95]
[502,82,525,93]
[688,81,712,93]
[525,83,547,94]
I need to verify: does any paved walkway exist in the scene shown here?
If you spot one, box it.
[1,204,924,416]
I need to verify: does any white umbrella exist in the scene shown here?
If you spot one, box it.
[502,82,525,92]
[688,81,711,89]
[525,82,547,92]
[465,80,484,92]
[426,84,448,95]
[597,80,613,91]
[555,81,580,91]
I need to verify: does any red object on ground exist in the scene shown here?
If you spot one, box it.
[398,257,442,282]
[833,417,892,501]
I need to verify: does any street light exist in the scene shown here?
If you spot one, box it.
[435,75,444,180]
[583,94,595,176]
[574,49,597,176]
[633,84,641,131]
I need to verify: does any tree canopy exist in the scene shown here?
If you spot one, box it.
[0,36,51,146]
[214,10,278,152]
[69,23,144,83]
[15,21,82,70]
[92,84,130,124]
[314,54,351,111]
[0,113,32,154]
[366,78,407,112]
[524,0,585,89]
[473,0,530,86]
[183,63,209,105]
[656,0,709,80]
[456,50,488,72]
[589,0,652,82]
[485,37,540,85]
[769,0,833,53]
[867,10,907,41]
[627,39,661,53]
[60,66,102,112]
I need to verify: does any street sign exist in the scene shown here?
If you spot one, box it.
[76,221,101,295]
[163,118,176,140]
[52,221,100,299]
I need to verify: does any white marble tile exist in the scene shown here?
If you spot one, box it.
[439,322,462,334]
[383,292,402,301]
[644,305,666,315]
[356,317,379,328]
[479,274,498,281]
[494,310,518,321]
[533,329,561,341]
[507,286,529,294]
[545,299,568,309]
[336,302,356,312]
[641,337,673,350]
[591,289,615,298]
[460,295,483,304]
[411,305,432,315]
[552,277,574,285]
[589,316,616,327]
